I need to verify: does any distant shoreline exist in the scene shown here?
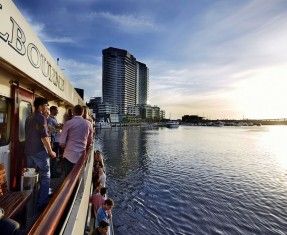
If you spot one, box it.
[181,120,287,126]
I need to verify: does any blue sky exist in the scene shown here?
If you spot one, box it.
[14,0,287,119]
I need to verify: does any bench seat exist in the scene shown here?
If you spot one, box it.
[0,190,32,219]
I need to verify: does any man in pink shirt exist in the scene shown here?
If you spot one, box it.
[59,105,93,175]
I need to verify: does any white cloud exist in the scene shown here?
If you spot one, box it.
[143,1,287,118]
[15,0,287,119]
[44,36,75,43]
[184,0,287,66]
[149,60,287,119]
[87,11,159,32]
[23,12,75,44]
[61,59,102,100]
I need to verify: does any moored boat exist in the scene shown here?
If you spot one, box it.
[166,120,179,128]
[96,120,112,129]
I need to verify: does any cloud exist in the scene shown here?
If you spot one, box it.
[23,11,75,44]
[44,36,75,43]
[14,0,287,119]
[148,60,237,95]
[143,0,287,118]
[149,59,287,119]
[60,59,102,100]
[184,0,287,66]
[87,11,159,32]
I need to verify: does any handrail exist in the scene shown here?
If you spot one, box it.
[28,147,92,235]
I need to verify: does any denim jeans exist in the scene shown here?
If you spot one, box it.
[27,150,50,209]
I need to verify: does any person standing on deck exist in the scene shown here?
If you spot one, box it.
[25,97,56,211]
[59,105,93,175]
[90,187,107,217]
[47,106,62,178]
[95,198,114,228]
[47,106,62,154]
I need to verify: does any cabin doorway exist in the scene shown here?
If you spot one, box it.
[10,85,33,190]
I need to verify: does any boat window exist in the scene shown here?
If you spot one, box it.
[19,101,32,142]
[0,97,11,146]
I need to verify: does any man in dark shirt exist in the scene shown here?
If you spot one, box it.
[25,97,56,211]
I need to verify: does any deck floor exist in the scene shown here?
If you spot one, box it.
[19,158,65,233]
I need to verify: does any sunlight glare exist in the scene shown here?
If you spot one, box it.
[229,65,287,119]
[259,126,287,170]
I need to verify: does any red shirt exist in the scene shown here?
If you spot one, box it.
[90,193,106,216]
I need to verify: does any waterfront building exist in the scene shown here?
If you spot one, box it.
[102,47,137,119]
[98,102,119,122]
[160,110,166,120]
[137,105,164,120]
[139,105,153,120]
[182,115,204,123]
[136,62,149,105]
[127,105,141,117]
[88,97,102,115]
[87,97,119,122]
[151,106,160,120]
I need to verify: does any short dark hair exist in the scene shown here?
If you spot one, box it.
[100,187,107,196]
[73,105,83,116]
[34,97,48,109]
[104,198,114,207]
[50,106,58,112]
[99,220,109,228]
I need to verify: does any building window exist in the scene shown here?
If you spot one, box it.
[19,101,32,142]
[0,97,11,146]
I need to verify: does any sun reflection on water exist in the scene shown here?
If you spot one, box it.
[258,126,287,171]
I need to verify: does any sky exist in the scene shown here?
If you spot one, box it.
[13,0,287,119]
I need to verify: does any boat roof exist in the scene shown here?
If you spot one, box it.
[0,0,84,106]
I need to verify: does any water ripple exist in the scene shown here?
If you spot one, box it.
[97,126,287,235]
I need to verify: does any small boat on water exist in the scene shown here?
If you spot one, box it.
[166,120,179,128]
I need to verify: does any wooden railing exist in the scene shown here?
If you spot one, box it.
[28,148,92,235]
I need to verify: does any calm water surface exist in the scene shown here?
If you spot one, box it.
[95,125,287,235]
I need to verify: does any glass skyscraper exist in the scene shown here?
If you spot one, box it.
[102,47,149,118]
[102,47,137,116]
[136,61,149,105]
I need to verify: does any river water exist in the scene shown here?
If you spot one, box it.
[95,125,287,235]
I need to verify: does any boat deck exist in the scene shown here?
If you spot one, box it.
[14,160,66,233]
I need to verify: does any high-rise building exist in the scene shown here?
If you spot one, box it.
[102,47,137,116]
[136,61,149,105]
[88,96,102,115]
